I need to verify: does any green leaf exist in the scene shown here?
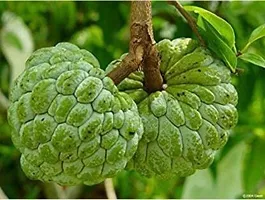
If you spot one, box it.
[239,52,265,68]
[242,24,265,53]
[182,169,216,199]
[243,137,265,193]
[197,16,237,72]
[184,5,235,49]
[216,142,247,198]
[70,25,104,48]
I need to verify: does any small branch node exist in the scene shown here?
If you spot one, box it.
[107,0,163,93]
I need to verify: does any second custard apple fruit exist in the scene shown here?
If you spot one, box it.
[8,42,143,186]
[106,38,238,179]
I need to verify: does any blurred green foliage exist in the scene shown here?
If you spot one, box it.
[0,1,265,199]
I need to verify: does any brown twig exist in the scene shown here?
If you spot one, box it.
[104,178,117,199]
[107,0,163,92]
[138,1,163,93]
[143,43,163,93]
[168,0,206,47]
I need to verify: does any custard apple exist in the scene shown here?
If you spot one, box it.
[8,42,143,186]
[106,38,238,179]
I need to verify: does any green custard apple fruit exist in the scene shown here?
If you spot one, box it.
[106,38,238,179]
[7,42,143,186]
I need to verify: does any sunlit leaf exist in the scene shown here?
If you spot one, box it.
[70,25,104,48]
[197,16,237,72]
[184,5,235,49]
[216,142,247,198]
[0,11,34,81]
[239,52,265,68]
[182,169,216,198]
[4,32,23,50]
[242,24,265,52]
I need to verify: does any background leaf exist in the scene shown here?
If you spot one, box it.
[182,169,216,199]
[0,11,34,81]
[216,142,247,198]
[239,52,265,68]
[242,24,265,52]
[243,137,265,193]
[197,16,237,72]
[184,5,235,49]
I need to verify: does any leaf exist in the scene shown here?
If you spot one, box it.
[238,52,265,68]
[216,142,247,198]
[242,24,265,53]
[70,25,104,48]
[182,169,216,199]
[4,32,23,50]
[243,137,265,193]
[0,11,34,81]
[184,5,235,49]
[197,16,237,72]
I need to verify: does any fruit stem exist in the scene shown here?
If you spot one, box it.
[104,178,117,199]
[107,1,163,93]
[168,0,206,47]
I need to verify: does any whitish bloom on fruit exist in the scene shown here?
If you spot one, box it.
[106,38,238,179]
[8,42,143,186]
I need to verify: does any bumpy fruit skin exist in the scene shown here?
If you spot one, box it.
[8,42,143,186]
[106,38,238,179]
